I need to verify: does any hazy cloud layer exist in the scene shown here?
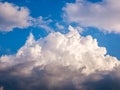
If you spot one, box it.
[63,0,120,33]
[0,2,32,32]
[0,26,120,90]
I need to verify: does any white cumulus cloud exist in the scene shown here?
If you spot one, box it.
[0,2,32,32]
[63,0,120,33]
[0,26,120,90]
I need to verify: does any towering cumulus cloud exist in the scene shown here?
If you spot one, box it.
[63,0,120,33]
[0,2,31,32]
[0,26,120,90]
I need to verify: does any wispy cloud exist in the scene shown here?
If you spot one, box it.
[33,16,54,32]
[55,22,65,30]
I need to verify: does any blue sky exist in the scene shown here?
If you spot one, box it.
[0,0,74,55]
[1,0,120,90]
[0,0,120,60]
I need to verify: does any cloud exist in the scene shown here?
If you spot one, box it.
[63,0,120,33]
[0,2,32,32]
[0,2,54,32]
[0,26,120,90]
[33,16,54,32]
[0,87,3,90]
[55,22,65,30]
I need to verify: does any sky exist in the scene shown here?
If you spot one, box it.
[0,0,120,90]
[0,0,120,60]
